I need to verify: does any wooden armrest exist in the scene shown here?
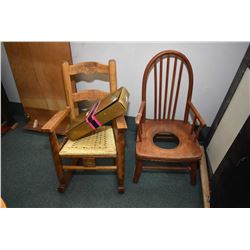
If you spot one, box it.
[135,101,146,125]
[114,115,127,131]
[188,101,206,127]
[41,106,71,132]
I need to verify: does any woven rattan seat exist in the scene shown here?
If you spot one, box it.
[59,126,116,157]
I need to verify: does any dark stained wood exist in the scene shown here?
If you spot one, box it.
[159,57,163,119]
[115,130,126,193]
[133,159,143,184]
[134,50,205,186]
[143,166,191,171]
[163,56,170,119]
[43,59,127,193]
[172,61,184,119]
[136,120,202,162]
[168,57,177,119]
[154,63,158,120]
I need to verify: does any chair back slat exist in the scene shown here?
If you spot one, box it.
[142,50,193,121]
[172,61,184,119]
[62,60,117,121]
[72,89,108,102]
[163,56,170,119]
[167,57,177,119]
[154,63,158,120]
[158,57,163,119]
[69,62,109,75]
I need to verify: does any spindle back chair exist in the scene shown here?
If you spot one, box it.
[42,60,127,193]
[133,50,206,185]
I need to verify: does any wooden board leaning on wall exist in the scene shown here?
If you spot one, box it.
[4,42,73,134]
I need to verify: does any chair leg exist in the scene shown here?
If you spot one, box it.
[133,159,143,184]
[116,131,125,193]
[190,162,197,185]
[49,133,72,193]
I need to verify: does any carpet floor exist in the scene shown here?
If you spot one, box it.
[1,118,203,208]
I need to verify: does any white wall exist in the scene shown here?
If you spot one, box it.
[71,42,249,126]
[207,68,250,173]
[1,43,21,102]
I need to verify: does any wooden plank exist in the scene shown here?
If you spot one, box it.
[4,42,73,133]
[63,165,117,170]
[24,107,70,135]
[41,107,70,132]
[113,115,127,130]
[200,146,210,208]
[28,42,70,111]
[69,62,109,75]
[143,166,191,171]
[4,42,48,110]
[72,89,108,102]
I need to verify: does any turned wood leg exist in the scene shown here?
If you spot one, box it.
[133,159,143,184]
[49,133,72,193]
[116,131,125,193]
[190,162,197,186]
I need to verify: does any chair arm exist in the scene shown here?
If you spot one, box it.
[135,101,146,126]
[113,115,127,131]
[188,101,206,127]
[41,106,71,133]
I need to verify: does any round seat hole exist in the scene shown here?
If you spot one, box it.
[153,132,179,149]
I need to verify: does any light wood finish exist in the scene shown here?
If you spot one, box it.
[42,59,127,193]
[133,50,206,186]
[69,62,109,75]
[72,90,108,102]
[41,107,70,132]
[24,107,70,135]
[1,198,7,208]
[200,146,211,208]
[4,42,72,132]
[63,166,117,171]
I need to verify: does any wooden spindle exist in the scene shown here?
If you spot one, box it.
[154,63,158,120]
[167,57,177,119]
[159,57,163,119]
[172,61,184,119]
[191,115,197,134]
[138,123,142,142]
[193,123,202,142]
[163,57,170,119]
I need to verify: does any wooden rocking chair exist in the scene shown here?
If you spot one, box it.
[133,50,206,185]
[42,60,127,193]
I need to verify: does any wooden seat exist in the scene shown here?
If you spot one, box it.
[136,120,202,162]
[133,50,206,185]
[42,60,127,193]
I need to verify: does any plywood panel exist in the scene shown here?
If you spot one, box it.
[28,42,71,110]
[5,42,73,133]
[4,42,48,109]
[207,68,250,173]
[4,42,72,111]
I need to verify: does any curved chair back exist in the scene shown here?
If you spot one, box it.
[142,50,193,122]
